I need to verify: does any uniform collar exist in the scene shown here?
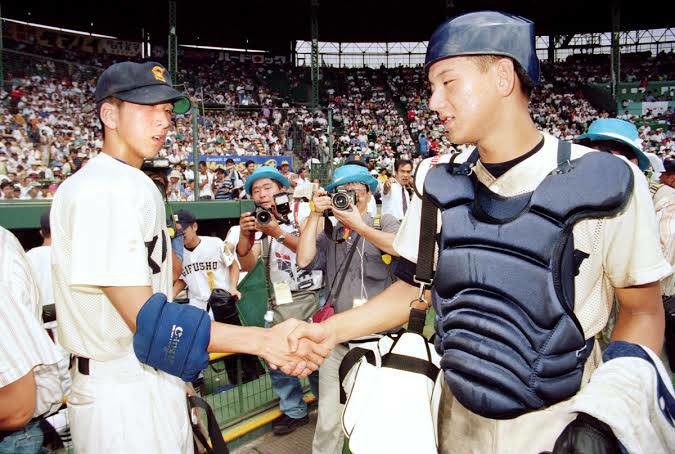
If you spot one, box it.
[473,133,559,197]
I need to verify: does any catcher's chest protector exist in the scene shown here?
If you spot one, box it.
[424,144,633,419]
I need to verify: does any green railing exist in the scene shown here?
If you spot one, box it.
[0,200,255,230]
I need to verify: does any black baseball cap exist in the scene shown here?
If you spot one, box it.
[95,61,191,114]
[176,209,197,227]
[664,158,675,173]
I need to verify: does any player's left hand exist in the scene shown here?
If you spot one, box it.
[551,413,620,453]
[332,202,366,231]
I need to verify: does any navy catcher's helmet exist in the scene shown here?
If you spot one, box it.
[425,11,540,85]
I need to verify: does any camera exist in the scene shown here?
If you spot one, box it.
[331,188,357,211]
[254,206,273,225]
[254,192,291,225]
[273,193,291,217]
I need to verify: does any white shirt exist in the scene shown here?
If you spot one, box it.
[26,245,53,308]
[0,227,64,418]
[181,236,238,311]
[51,153,173,361]
[199,172,214,199]
[381,179,413,220]
[227,212,323,292]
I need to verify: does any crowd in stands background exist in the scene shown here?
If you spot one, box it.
[0,37,674,201]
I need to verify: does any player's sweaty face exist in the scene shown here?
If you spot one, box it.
[428,57,497,145]
[117,102,173,162]
[251,178,281,209]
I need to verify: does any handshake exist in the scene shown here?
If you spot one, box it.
[259,318,336,377]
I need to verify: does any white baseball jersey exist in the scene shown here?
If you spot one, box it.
[26,245,53,308]
[181,235,238,311]
[51,152,174,361]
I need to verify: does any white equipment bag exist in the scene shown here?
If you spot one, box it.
[339,309,442,454]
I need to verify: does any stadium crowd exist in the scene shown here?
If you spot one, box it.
[0,39,674,199]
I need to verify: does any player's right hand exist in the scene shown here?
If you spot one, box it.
[239,212,257,234]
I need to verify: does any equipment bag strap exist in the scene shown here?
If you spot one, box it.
[338,347,377,404]
[188,395,230,454]
[411,178,439,327]
[552,140,573,174]
[413,149,470,294]
[411,150,471,333]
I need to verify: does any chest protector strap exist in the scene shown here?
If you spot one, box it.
[422,141,633,419]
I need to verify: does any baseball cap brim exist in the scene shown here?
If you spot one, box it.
[114,84,191,114]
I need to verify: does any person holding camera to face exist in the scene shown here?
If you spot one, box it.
[232,166,322,435]
[296,164,401,453]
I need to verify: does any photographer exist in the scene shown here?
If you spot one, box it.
[296,164,400,453]
[232,166,322,435]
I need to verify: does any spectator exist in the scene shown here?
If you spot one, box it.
[197,160,214,200]
[381,158,414,221]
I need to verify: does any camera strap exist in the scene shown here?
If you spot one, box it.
[326,233,361,305]
[261,236,275,306]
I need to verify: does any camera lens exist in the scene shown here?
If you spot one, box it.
[256,209,272,225]
[332,192,350,210]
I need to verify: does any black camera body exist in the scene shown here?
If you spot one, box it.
[331,188,357,211]
[141,158,171,198]
[254,193,291,225]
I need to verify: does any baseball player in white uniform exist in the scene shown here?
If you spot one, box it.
[51,61,329,454]
[172,210,240,313]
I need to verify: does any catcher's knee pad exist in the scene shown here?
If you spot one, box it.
[133,293,211,382]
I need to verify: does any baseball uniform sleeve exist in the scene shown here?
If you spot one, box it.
[393,157,434,264]
[70,190,152,288]
[603,167,672,288]
[0,286,63,387]
[217,237,237,267]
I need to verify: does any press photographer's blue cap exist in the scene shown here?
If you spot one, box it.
[95,61,191,114]
[325,164,378,193]
[577,118,650,171]
[245,165,290,195]
[425,11,540,84]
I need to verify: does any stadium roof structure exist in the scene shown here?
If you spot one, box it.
[3,0,674,51]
